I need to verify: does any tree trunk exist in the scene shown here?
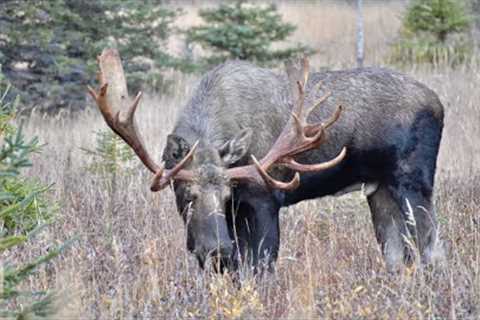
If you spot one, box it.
[356,0,365,68]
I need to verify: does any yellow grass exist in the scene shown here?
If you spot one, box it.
[8,1,480,319]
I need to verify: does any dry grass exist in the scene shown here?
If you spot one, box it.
[276,1,404,67]
[8,1,480,319]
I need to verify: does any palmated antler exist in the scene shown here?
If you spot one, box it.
[227,57,346,191]
[88,48,196,191]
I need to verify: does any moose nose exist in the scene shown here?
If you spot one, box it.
[210,243,233,259]
[195,240,234,263]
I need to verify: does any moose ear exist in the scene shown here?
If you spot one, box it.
[162,134,191,169]
[220,128,253,165]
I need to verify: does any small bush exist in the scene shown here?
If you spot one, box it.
[0,86,54,235]
[0,80,69,319]
[390,0,472,66]
[187,2,312,68]
[82,129,138,237]
[82,129,136,180]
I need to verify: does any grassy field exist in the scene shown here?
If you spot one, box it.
[11,1,480,319]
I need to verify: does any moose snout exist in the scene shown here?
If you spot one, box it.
[207,243,234,259]
[194,241,234,271]
[193,212,233,265]
[194,235,234,260]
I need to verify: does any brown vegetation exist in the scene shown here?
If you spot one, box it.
[11,1,480,319]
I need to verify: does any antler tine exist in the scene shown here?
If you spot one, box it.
[251,155,300,191]
[125,91,143,121]
[286,56,308,115]
[87,86,98,101]
[150,141,199,192]
[280,147,347,172]
[306,91,331,120]
[292,58,308,119]
[302,56,309,88]
[304,104,343,137]
[324,105,343,129]
[291,112,304,137]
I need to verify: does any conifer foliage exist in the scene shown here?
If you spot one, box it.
[390,0,472,65]
[0,0,182,112]
[187,2,311,67]
[0,76,69,319]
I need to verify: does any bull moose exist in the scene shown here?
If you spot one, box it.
[88,49,444,273]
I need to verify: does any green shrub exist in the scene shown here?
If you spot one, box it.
[390,0,472,66]
[404,0,470,42]
[186,2,312,68]
[82,129,137,238]
[0,86,54,235]
[0,81,69,319]
[82,129,136,180]
[1,177,53,235]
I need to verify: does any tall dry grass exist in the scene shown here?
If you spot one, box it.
[8,1,480,319]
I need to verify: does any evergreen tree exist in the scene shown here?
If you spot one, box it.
[0,0,183,113]
[404,0,470,43]
[390,0,472,65]
[82,129,135,179]
[0,76,70,319]
[186,2,312,67]
[82,129,137,238]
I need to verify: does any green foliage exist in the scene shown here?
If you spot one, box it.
[0,80,67,319]
[0,0,186,112]
[404,0,470,43]
[390,0,472,65]
[82,129,136,239]
[82,129,136,180]
[186,2,312,68]
[1,178,53,235]
[0,88,54,235]
[1,234,74,319]
[390,33,472,66]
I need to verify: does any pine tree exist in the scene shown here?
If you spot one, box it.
[0,0,183,113]
[186,1,312,67]
[404,0,470,43]
[0,76,70,319]
[390,0,472,65]
[82,129,137,239]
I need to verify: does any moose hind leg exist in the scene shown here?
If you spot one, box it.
[388,110,442,266]
[367,184,413,272]
[388,180,439,266]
